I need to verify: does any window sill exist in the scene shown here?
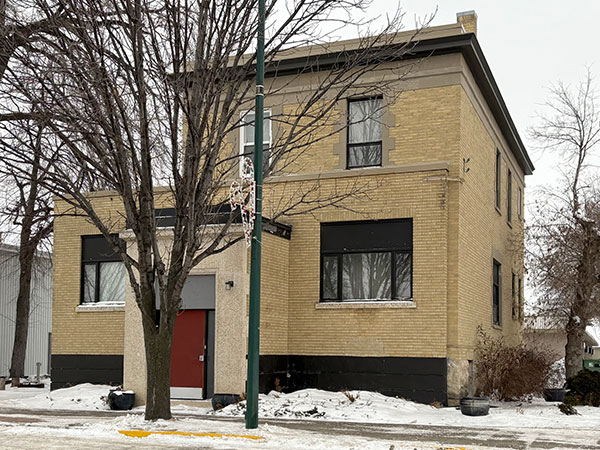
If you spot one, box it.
[492,324,502,330]
[346,163,382,170]
[76,303,125,313]
[495,205,502,216]
[316,300,415,310]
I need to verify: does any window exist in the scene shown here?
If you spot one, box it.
[518,277,523,320]
[492,260,501,325]
[240,110,271,175]
[517,186,523,219]
[347,98,383,169]
[495,150,501,210]
[511,271,517,319]
[507,168,512,224]
[81,235,125,304]
[320,219,412,301]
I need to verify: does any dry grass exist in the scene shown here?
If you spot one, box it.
[341,390,359,403]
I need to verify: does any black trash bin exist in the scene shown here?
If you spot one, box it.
[108,390,135,410]
[543,388,567,402]
[212,393,240,410]
[460,397,490,416]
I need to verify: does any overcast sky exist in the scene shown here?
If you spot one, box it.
[340,1,600,190]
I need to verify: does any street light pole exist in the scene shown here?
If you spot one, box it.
[245,0,265,430]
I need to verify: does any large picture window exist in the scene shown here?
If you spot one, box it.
[240,110,271,175]
[347,98,383,168]
[81,235,125,304]
[320,219,412,302]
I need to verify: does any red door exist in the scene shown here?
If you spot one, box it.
[170,310,206,399]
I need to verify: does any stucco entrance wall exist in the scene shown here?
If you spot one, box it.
[122,228,249,406]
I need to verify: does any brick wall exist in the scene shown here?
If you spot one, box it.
[455,84,526,361]
[52,196,127,356]
[260,232,290,355]
[51,57,527,390]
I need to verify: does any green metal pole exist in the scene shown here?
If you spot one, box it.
[245,0,265,430]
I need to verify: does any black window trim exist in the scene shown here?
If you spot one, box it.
[518,276,523,320]
[80,234,124,305]
[511,271,517,319]
[517,186,523,219]
[492,259,502,326]
[507,168,513,225]
[319,218,413,302]
[346,96,384,170]
[495,149,502,212]
[320,250,413,302]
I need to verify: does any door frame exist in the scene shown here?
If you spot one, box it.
[203,309,216,399]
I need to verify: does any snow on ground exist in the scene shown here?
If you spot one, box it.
[0,382,110,410]
[0,412,485,450]
[210,388,600,429]
[2,384,600,448]
[3,382,600,431]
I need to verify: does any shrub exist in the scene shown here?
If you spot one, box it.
[474,327,557,401]
[563,369,600,406]
[558,403,579,415]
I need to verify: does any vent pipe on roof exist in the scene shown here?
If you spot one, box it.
[457,10,478,36]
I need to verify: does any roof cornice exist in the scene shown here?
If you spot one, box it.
[265,33,534,176]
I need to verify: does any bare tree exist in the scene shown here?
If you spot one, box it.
[0,0,69,80]
[0,122,53,386]
[0,0,57,384]
[0,0,431,419]
[528,71,600,379]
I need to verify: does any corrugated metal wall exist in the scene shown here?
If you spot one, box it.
[0,245,52,377]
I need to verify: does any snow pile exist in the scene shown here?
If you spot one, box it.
[212,389,436,422]
[210,388,600,429]
[3,383,600,432]
[0,383,111,410]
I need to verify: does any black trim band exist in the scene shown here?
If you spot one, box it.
[51,354,123,390]
[259,355,447,404]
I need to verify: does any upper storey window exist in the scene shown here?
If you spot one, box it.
[240,110,271,175]
[507,168,512,224]
[347,98,383,169]
[495,149,501,210]
[517,186,523,219]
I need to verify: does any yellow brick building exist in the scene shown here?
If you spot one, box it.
[51,11,533,405]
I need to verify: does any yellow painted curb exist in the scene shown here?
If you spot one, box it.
[119,429,263,440]
[432,447,470,450]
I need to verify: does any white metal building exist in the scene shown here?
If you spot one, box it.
[0,243,52,377]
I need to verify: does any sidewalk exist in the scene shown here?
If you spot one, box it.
[1,406,599,449]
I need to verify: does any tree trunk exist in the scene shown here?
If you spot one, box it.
[565,320,585,380]
[143,320,175,420]
[9,245,34,386]
[564,220,598,381]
